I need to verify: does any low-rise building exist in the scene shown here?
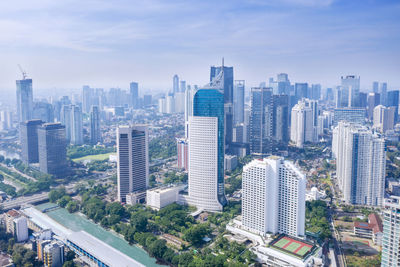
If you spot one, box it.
[224,155,238,171]
[5,209,28,242]
[146,185,186,210]
[43,241,64,267]
[353,213,383,246]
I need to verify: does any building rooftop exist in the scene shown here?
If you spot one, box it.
[369,213,383,234]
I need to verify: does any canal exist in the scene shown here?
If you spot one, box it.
[36,202,162,267]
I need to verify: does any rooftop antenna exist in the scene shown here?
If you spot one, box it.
[17,64,27,80]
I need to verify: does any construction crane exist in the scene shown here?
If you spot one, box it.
[17,64,28,80]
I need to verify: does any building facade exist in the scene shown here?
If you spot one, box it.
[20,119,43,164]
[333,122,386,206]
[16,78,34,123]
[117,125,149,203]
[90,106,101,144]
[242,157,306,237]
[381,196,400,267]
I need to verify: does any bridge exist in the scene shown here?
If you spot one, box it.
[1,192,49,211]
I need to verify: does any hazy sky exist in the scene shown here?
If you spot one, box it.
[0,0,399,94]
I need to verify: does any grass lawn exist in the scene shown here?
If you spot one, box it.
[72,153,116,162]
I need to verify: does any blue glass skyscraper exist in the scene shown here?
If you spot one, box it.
[193,87,227,207]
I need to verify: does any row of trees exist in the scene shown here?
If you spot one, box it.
[67,145,115,159]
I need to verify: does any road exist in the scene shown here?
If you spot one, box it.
[0,163,36,181]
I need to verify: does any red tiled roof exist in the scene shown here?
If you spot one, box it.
[6,209,20,218]
[354,221,373,230]
[368,213,383,234]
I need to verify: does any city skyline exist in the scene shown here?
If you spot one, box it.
[0,0,399,92]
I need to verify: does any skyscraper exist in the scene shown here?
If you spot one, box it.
[179,80,186,93]
[61,105,83,145]
[372,81,379,93]
[332,122,385,206]
[38,123,68,177]
[186,80,227,211]
[381,196,400,267]
[16,78,33,123]
[387,90,399,122]
[130,82,139,109]
[295,83,308,101]
[210,62,234,150]
[173,75,179,94]
[242,156,306,237]
[82,85,93,114]
[249,87,273,155]
[90,106,101,145]
[272,95,289,144]
[373,105,395,133]
[233,80,245,125]
[380,82,387,106]
[117,125,149,203]
[367,93,381,120]
[184,85,197,138]
[341,75,360,107]
[20,119,43,164]
[290,100,314,148]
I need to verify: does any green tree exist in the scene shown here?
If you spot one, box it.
[131,213,148,232]
[49,188,66,203]
[58,195,72,208]
[148,239,167,259]
[66,201,79,213]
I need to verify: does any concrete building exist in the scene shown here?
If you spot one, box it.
[353,213,383,246]
[333,107,366,125]
[242,157,306,238]
[43,241,64,267]
[16,78,33,123]
[381,196,400,267]
[146,185,186,210]
[166,95,175,114]
[158,97,166,113]
[174,92,185,113]
[233,80,245,125]
[20,119,43,164]
[38,123,68,177]
[117,125,149,203]
[333,122,385,206]
[5,210,28,242]
[176,138,189,171]
[90,105,101,145]
[184,85,197,138]
[173,74,179,94]
[290,100,314,148]
[373,105,395,133]
[33,102,54,123]
[341,75,360,107]
[130,82,139,109]
[61,104,83,145]
[224,155,238,172]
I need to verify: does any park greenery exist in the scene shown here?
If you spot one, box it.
[47,186,255,267]
[67,145,115,159]
[149,135,177,160]
[305,200,331,240]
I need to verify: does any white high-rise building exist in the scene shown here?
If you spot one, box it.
[242,156,306,237]
[381,196,400,267]
[333,122,385,206]
[341,75,360,107]
[184,86,197,138]
[71,105,83,145]
[166,95,175,114]
[173,74,179,94]
[158,97,166,113]
[373,105,395,133]
[174,92,185,113]
[186,116,223,211]
[117,125,149,204]
[290,100,314,148]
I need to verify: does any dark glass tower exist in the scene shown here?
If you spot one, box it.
[38,123,68,177]
[20,119,43,164]
[193,88,227,207]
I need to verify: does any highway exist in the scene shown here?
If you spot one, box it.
[1,192,49,210]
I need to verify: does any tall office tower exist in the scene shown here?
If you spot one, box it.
[176,138,189,171]
[276,73,291,95]
[179,80,186,93]
[143,95,152,107]
[325,87,334,101]
[60,105,72,141]
[373,105,395,133]
[38,123,68,177]
[20,120,43,164]
[184,85,197,138]
[341,75,360,107]
[250,87,273,155]
[90,106,101,145]
[174,92,185,113]
[310,84,321,100]
[233,80,245,125]
[117,125,149,203]
[0,110,13,130]
[290,100,314,148]
[373,81,379,93]
[130,82,139,109]
[381,196,400,267]
[158,97,166,113]
[187,83,227,211]
[82,85,94,113]
[380,82,388,106]
[335,86,347,108]
[387,90,399,122]
[272,95,289,144]
[358,92,367,108]
[173,74,179,94]
[33,102,54,123]
[210,62,234,151]
[332,122,385,206]
[166,95,175,114]
[295,83,308,101]
[242,157,306,237]
[16,78,33,123]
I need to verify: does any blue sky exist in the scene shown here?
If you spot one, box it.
[0,0,399,93]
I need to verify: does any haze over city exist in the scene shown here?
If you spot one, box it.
[0,0,399,93]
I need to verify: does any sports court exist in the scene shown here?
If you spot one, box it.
[272,236,313,257]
